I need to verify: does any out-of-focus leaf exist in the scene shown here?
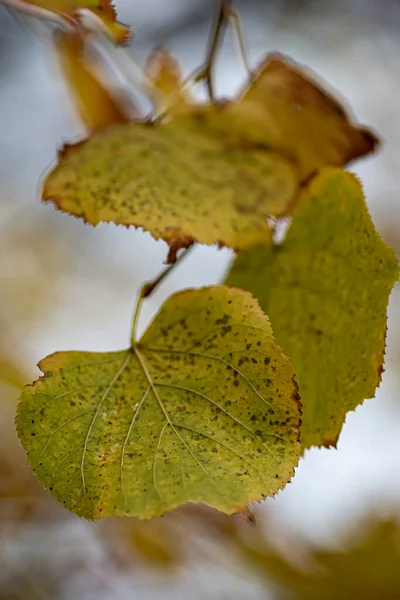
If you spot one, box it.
[104,517,180,568]
[23,0,130,43]
[16,286,301,519]
[226,169,399,447]
[24,0,98,10]
[54,30,129,130]
[41,50,378,248]
[90,0,130,44]
[201,53,377,183]
[0,355,27,389]
[236,518,400,600]
[145,48,191,114]
[42,115,298,256]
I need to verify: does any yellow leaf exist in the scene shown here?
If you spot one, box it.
[43,116,298,256]
[54,30,129,130]
[23,0,130,44]
[145,48,191,114]
[24,0,98,11]
[199,53,378,182]
[91,0,130,44]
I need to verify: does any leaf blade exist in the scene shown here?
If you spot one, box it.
[16,287,302,519]
[212,53,378,181]
[43,119,298,252]
[54,30,129,130]
[226,168,399,448]
[23,0,130,43]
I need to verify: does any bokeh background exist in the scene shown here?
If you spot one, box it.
[0,1,400,598]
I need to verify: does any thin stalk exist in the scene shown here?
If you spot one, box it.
[228,6,253,82]
[130,245,194,346]
[195,0,232,102]
[152,1,251,121]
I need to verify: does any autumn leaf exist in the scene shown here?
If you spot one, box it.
[42,117,298,256]
[0,355,28,389]
[23,0,98,11]
[236,518,400,600]
[146,48,183,99]
[16,286,301,519]
[54,30,129,130]
[40,48,379,251]
[197,53,377,183]
[22,0,130,43]
[145,48,192,115]
[226,169,399,448]
[91,0,130,44]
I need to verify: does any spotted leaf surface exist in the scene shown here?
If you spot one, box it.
[43,118,298,254]
[226,169,399,448]
[16,287,301,519]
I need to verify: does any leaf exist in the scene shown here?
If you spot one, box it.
[54,30,129,130]
[198,53,378,182]
[42,117,298,255]
[146,48,182,97]
[91,0,130,44]
[145,48,191,114]
[16,286,301,519]
[23,0,130,43]
[24,0,98,11]
[226,168,399,448]
[236,517,400,600]
[41,50,378,250]
[0,355,28,389]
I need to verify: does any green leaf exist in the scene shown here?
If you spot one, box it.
[226,168,399,448]
[16,286,301,519]
[42,117,298,256]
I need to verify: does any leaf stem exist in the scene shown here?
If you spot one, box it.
[195,0,232,102]
[228,6,252,82]
[130,245,194,347]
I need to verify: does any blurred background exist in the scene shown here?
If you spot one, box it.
[0,0,400,598]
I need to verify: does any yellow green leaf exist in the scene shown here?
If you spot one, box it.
[42,117,298,255]
[226,169,399,448]
[54,30,129,130]
[16,286,301,519]
[198,53,377,182]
